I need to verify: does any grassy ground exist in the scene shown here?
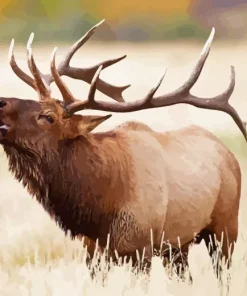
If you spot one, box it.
[0,40,246,295]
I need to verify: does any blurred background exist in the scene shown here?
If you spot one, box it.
[0,0,245,43]
[1,0,247,42]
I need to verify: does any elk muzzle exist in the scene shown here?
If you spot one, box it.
[0,100,10,140]
[0,119,9,139]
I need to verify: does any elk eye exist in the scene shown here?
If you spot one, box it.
[38,114,55,124]
[0,100,6,108]
[46,116,54,124]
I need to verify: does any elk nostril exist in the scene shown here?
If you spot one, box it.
[0,100,6,108]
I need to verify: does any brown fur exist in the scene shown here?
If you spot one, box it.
[0,96,241,264]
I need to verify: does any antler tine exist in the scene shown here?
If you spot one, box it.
[26,33,51,100]
[50,47,75,105]
[65,65,104,115]
[170,27,215,97]
[183,65,246,141]
[143,69,167,103]
[63,28,247,142]
[88,65,104,103]
[8,39,36,90]
[57,19,106,71]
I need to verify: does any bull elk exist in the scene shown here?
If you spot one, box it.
[0,20,246,266]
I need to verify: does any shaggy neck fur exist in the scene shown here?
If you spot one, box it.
[2,132,125,247]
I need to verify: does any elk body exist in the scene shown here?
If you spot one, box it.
[0,20,246,264]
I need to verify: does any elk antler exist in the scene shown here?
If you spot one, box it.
[50,27,247,141]
[8,19,130,102]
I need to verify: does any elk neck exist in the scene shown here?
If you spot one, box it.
[2,130,130,244]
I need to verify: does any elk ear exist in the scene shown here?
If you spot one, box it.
[79,114,112,133]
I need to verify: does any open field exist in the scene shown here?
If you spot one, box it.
[0,40,247,295]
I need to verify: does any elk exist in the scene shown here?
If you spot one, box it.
[0,20,246,266]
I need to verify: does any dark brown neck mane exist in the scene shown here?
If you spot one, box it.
[2,133,124,246]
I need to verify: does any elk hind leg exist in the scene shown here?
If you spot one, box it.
[208,156,241,266]
[209,214,238,263]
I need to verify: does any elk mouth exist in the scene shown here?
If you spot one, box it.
[0,120,10,138]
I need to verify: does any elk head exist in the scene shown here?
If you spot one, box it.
[0,20,129,151]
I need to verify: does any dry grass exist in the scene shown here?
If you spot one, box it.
[0,40,247,295]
